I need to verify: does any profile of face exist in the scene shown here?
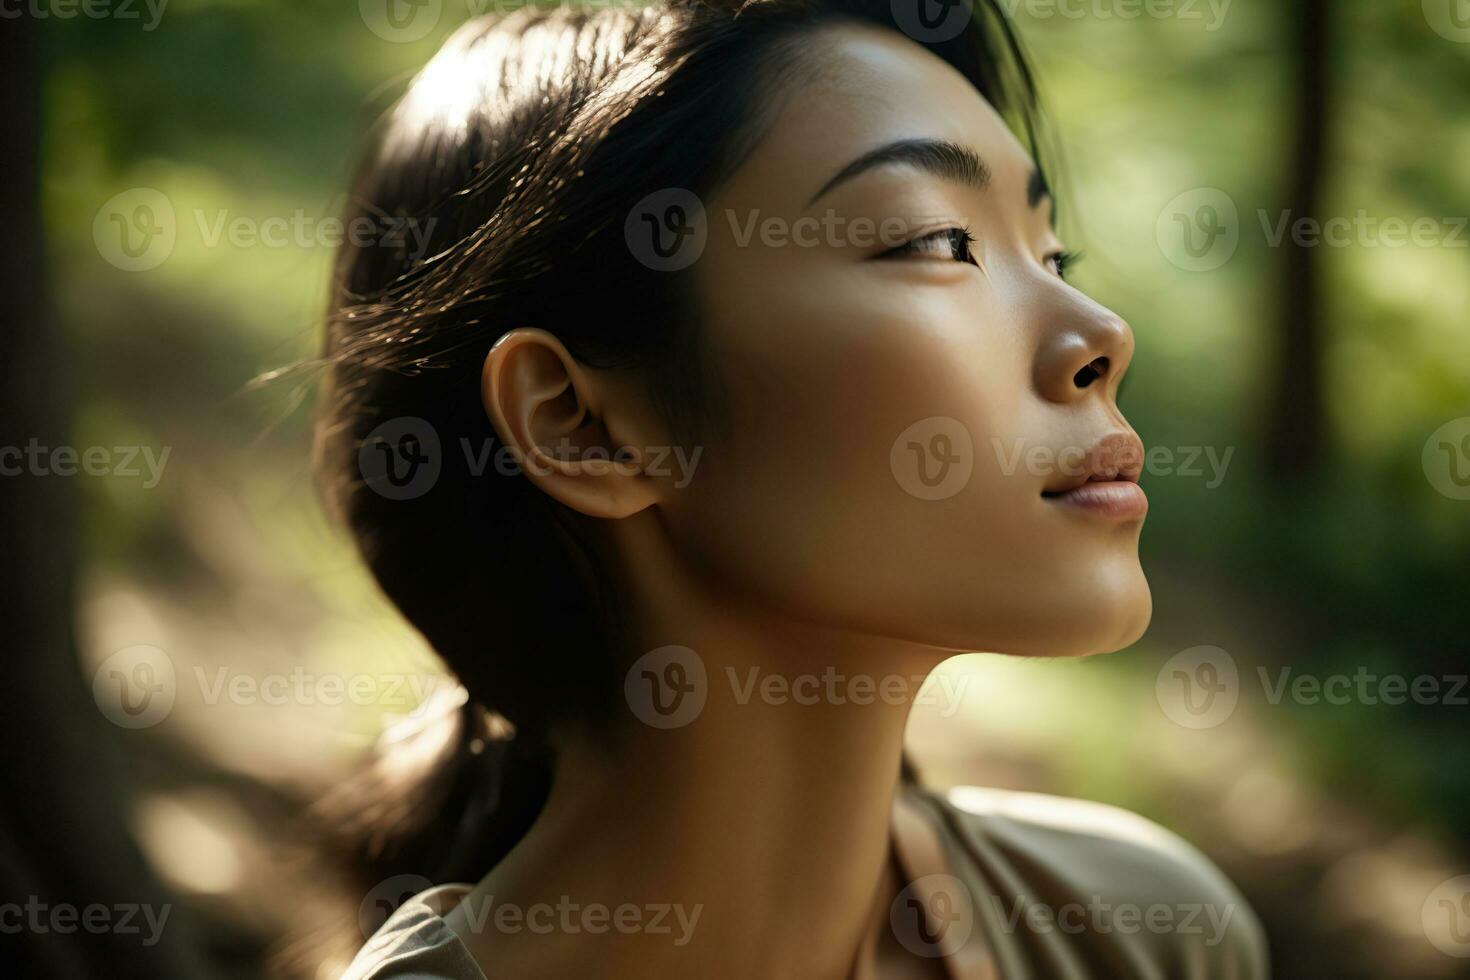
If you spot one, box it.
[473,20,1149,678]
[638,24,1150,660]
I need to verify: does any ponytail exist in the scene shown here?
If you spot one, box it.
[314,691,552,886]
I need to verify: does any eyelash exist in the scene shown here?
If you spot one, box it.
[881,227,978,265]
[1048,249,1082,280]
[882,229,1081,281]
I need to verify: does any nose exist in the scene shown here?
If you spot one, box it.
[1033,299,1135,404]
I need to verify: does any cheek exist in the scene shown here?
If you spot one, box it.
[664,271,1148,656]
[667,285,1039,630]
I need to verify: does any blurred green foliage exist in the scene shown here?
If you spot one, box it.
[38,1,1470,975]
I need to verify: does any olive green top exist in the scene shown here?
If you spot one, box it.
[343,785,1268,979]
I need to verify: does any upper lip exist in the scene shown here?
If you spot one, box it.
[1042,431,1145,495]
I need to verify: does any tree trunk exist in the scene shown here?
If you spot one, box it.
[1266,0,1330,478]
[0,16,211,979]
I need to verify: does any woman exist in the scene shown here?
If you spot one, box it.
[320,0,1269,976]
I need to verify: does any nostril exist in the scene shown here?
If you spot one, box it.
[1073,356,1109,389]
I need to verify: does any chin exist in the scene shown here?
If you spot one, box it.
[1091,561,1153,653]
[918,551,1152,659]
[1039,560,1153,658]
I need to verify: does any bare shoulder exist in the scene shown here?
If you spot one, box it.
[931,785,1270,978]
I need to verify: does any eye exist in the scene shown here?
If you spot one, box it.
[879,227,978,266]
[1045,249,1082,280]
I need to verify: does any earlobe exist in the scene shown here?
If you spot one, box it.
[480,328,662,520]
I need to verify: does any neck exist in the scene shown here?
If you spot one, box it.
[447,524,942,979]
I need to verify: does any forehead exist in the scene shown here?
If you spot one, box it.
[716,21,1038,211]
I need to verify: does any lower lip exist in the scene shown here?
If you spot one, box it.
[1044,481,1148,520]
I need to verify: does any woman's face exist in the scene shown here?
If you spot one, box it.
[661,22,1150,658]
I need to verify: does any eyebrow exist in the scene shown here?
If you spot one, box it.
[807,138,989,205]
[807,137,1052,214]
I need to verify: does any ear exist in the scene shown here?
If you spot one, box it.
[480,328,664,519]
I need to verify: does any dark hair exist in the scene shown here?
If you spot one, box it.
[314,0,1045,903]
